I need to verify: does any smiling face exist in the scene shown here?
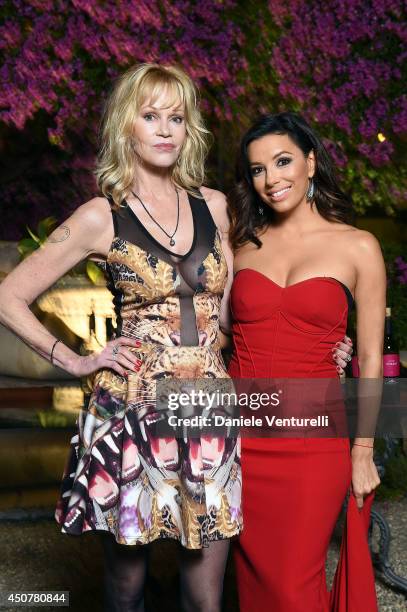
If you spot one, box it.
[248,133,315,214]
[132,85,187,169]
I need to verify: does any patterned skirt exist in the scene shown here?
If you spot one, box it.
[54,345,243,549]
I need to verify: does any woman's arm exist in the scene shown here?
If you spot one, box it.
[351,230,386,507]
[0,198,140,377]
[201,187,234,350]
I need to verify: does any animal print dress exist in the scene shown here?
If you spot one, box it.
[54,191,242,549]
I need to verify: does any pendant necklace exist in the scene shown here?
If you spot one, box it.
[131,188,180,247]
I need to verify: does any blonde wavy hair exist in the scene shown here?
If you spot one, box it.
[95,63,211,209]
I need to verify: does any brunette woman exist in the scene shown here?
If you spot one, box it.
[228,112,382,611]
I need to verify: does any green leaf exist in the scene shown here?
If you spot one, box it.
[17,245,34,258]
[18,238,37,249]
[25,225,40,244]
[86,260,105,285]
[37,216,58,241]
[17,238,39,258]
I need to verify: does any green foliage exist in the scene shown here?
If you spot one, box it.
[17,216,58,257]
[86,259,105,285]
[341,157,406,217]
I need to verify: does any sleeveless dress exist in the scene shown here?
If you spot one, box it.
[228,271,377,611]
[54,191,243,549]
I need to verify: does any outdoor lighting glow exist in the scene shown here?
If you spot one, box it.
[37,284,115,345]
[377,133,386,142]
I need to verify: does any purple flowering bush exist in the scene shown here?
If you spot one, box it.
[1,0,243,143]
[0,0,244,238]
[395,256,407,285]
[0,0,406,238]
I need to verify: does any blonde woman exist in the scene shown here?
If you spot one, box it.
[0,64,242,612]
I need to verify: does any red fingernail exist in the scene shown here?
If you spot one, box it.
[336,366,341,371]
[335,342,340,347]
[135,340,141,346]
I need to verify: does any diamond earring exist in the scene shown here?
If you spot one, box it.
[259,205,264,215]
[306,178,315,202]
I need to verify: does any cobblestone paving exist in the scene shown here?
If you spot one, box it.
[0,498,405,611]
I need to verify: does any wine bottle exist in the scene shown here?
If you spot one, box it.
[383,307,400,378]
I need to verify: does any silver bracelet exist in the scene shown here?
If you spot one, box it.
[50,339,61,364]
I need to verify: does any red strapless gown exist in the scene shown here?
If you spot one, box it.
[228,270,378,612]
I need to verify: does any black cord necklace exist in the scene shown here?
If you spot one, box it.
[131,188,180,246]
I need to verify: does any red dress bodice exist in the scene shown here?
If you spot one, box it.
[228,269,352,379]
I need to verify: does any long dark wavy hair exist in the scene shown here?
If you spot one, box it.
[228,112,353,250]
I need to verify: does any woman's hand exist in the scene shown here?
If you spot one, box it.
[351,444,381,509]
[72,337,143,378]
[332,335,353,373]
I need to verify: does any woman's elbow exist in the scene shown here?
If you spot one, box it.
[0,286,8,322]
[0,285,22,324]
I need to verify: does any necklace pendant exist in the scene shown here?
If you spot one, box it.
[170,238,175,246]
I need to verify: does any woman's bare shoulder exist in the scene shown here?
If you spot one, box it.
[334,225,381,252]
[200,186,229,232]
[74,196,112,229]
[200,185,226,202]
[66,197,114,260]
[331,227,384,277]
[321,222,375,247]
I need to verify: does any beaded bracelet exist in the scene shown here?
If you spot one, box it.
[50,339,61,364]
[353,443,374,449]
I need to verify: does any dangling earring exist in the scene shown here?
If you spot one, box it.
[258,205,264,215]
[306,178,315,202]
